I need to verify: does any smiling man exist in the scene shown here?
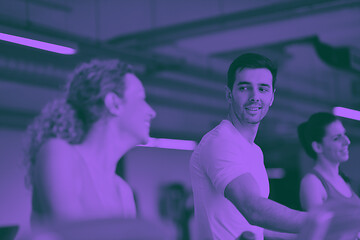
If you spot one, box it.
[190,53,306,240]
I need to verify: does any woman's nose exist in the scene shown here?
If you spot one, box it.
[343,135,351,145]
[149,105,156,119]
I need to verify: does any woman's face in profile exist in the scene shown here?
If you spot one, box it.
[119,73,156,145]
[319,120,351,163]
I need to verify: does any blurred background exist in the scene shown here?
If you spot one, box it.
[0,0,359,239]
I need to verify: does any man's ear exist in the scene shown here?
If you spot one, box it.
[104,92,124,116]
[225,86,232,104]
[269,88,276,107]
[311,141,323,154]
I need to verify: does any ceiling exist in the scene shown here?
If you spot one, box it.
[0,0,360,167]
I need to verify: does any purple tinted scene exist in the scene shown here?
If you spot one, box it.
[0,1,360,240]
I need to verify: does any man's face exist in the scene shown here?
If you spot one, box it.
[227,68,274,125]
[118,73,156,144]
[318,120,350,163]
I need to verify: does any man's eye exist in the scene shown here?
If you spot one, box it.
[239,87,247,91]
[259,88,269,92]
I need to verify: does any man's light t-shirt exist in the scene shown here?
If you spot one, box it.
[190,120,270,240]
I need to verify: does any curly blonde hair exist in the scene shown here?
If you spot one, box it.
[24,59,133,188]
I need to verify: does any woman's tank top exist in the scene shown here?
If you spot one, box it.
[311,169,360,203]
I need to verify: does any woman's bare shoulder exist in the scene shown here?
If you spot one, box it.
[32,138,86,219]
[301,173,324,189]
[302,172,320,182]
[35,138,81,173]
[300,172,327,210]
[39,138,74,153]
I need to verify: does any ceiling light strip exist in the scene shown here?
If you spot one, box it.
[333,106,360,121]
[0,32,76,55]
[138,138,197,151]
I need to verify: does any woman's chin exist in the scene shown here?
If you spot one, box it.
[139,135,151,145]
[141,138,150,145]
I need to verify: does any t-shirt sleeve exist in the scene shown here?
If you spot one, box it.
[202,137,251,195]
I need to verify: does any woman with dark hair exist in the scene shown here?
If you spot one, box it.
[24,59,156,224]
[297,112,359,211]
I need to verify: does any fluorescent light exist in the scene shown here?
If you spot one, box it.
[333,107,360,121]
[0,32,77,55]
[138,138,197,151]
[266,168,286,179]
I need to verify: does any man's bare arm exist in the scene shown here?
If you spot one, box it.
[225,173,307,233]
[264,229,297,240]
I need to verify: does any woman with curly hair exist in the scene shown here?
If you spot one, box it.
[297,112,359,211]
[25,59,156,224]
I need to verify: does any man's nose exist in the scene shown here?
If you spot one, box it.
[249,89,260,102]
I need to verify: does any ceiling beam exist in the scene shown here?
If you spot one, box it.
[18,0,72,12]
[0,23,225,83]
[107,0,360,48]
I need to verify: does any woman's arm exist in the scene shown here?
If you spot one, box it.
[33,138,83,220]
[299,174,327,211]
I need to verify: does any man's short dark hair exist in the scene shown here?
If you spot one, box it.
[227,53,277,90]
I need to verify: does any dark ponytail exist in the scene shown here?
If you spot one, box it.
[297,122,317,159]
[297,112,338,160]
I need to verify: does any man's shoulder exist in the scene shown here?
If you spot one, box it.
[194,121,248,161]
[253,143,263,154]
[202,120,240,143]
[191,121,231,163]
